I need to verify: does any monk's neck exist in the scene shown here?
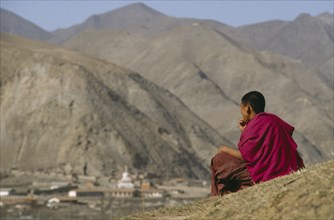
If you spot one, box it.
[249,112,258,121]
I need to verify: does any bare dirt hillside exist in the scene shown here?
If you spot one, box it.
[63,25,332,163]
[55,4,333,163]
[238,13,334,89]
[0,33,230,179]
[124,160,334,220]
[48,3,236,45]
[1,3,332,164]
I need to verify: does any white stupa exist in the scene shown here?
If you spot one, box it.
[117,166,135,189]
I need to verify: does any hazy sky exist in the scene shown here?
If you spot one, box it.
[1,1,333,31]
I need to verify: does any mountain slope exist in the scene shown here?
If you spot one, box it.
[48,2,235,45]
[49,2,167,44]
[0,8,52,41]
[63,24,333,163]
[125,160,334,220]
[1,4,332,166]
[0,33,230,179]
[238,13,334,88]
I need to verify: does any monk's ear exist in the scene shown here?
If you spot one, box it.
[247,105,252,114]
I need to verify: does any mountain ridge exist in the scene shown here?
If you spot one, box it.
[0,8,52,41]
[62,24,333,162]
[1,32,230,179]
[237,11,334,88]
[0,3,333,173]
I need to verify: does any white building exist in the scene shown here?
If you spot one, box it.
[0,188,14,197]
[117,168,135,189]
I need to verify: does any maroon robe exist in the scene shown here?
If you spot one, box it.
[211,152,253,196]
[238,112,304,183]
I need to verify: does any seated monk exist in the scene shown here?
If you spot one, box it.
[211,91,304,196]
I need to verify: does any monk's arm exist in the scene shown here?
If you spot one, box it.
[218,146,243,160]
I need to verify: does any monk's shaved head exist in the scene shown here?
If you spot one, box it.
[241,91,265,114]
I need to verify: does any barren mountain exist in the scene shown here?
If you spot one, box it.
[49,3,163,44]
[48,2,235,45]
[0,8,52,41]
[317,12,334,26]
[238,13,334,88]
[0,33,231,179]
[1,3,333,169]
[63,24,332,163]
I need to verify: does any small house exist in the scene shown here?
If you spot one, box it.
[0,188,15,197]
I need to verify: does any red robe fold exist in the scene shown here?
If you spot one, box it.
[238,112,304,183]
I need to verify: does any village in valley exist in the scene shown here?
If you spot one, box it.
[0,167,210,219]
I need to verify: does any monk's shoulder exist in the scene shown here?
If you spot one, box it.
[255,113,274,123]
[254,113,280,129]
